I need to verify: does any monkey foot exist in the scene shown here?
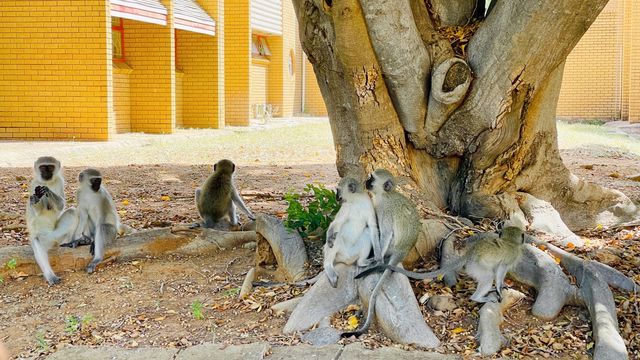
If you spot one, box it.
[46,275,61,285]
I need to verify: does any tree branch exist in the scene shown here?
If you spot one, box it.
[358,0,430,138]
[433,0,609,157]
[292,0,409,176]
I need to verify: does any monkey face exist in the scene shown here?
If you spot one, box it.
[39,164,55,181]
[89,177,102,192]
[365,174,374,190]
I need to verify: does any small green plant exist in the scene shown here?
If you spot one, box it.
[284,184,340,239]
[0,275,4,284]
[35,331,49,352]
[65,314,93,334]
[191,300,204,320]
[5,258,17,270]
[222,288,240,298]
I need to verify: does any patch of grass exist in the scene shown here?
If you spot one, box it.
[5,258,17,270]
[35,331,49,353]
[8,119,335,167]
[65,314,94,334]
[557,121,640,156]
[191,301,204,320]
[222,288,240,298]
[284,184,340,239]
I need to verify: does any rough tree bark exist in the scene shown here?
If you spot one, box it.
[290,0,639,356]
[293,0,637,233]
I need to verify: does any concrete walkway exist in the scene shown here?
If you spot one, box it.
[46,342,460,360]
[605,120,640,139]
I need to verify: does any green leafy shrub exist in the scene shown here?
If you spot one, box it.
[284,184,340,239]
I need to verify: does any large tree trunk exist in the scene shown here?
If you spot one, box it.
[293,0,638,233]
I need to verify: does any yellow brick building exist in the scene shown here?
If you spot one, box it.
[558,0,640,123]
[0,0,326,140]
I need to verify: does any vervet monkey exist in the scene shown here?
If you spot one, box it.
[195,159,255,228]
[74,168,123,273]
[323,177,381,287]
[358,226,526,303]
[342,169,420,338]
[27,156,77,285]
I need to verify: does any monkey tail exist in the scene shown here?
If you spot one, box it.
[356,255,467,281]
[341,268,390,338]
[354,264,387,279]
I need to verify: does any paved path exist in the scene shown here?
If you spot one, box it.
[46,342,460,360]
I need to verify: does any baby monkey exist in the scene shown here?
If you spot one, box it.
[323,176,380,287]
[357,226,526,303]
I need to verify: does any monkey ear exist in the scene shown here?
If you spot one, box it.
[348,182,357,193]
[383,180,392,192]
[232,164,236,172]
[214,164,217,171]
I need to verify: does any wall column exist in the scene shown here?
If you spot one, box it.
[224,0,251,126]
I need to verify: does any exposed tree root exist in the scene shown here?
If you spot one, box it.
[0,226,256,280]
[477,289,526,355]
[510,245,581,320]
[255,215,308,282]
[416,230,634,356]
[282,264,440,348]
[517,192,584,247]
[512,236,635,358]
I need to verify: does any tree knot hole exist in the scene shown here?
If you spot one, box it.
[443,62,471,93]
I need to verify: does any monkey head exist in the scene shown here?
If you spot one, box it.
[214,159,235,174]
[34,156,60,181]
[365,169,395,194]
[336,177,360,203]
[79,168,103,192]
[499,226,526,244]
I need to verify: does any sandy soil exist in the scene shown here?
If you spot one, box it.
[0,140,638,358]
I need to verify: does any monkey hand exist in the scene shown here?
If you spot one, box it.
[30,194,40,205]
[326,270,338,288]
[326,230,337,247]
[35,186,50,198]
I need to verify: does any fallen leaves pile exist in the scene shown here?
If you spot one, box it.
[438,22,481,57]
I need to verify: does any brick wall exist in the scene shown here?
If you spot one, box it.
[113,65,132,133]
[629,0,640,123]
[278,0,297,117]
[304,57,328,116]
[176,71,184,127]
[250,60,269,109]
[177,30,220,128]
[0,0,112,140]
[125,8,175,134]
[224,0,250,126]
[557,0,623,120]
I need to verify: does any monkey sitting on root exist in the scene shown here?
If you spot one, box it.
[195,159,255,229]
[27,156,78,285]
[67,168,128,274]
[323,176,381,287]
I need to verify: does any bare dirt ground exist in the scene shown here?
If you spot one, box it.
[0,120,639,359]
